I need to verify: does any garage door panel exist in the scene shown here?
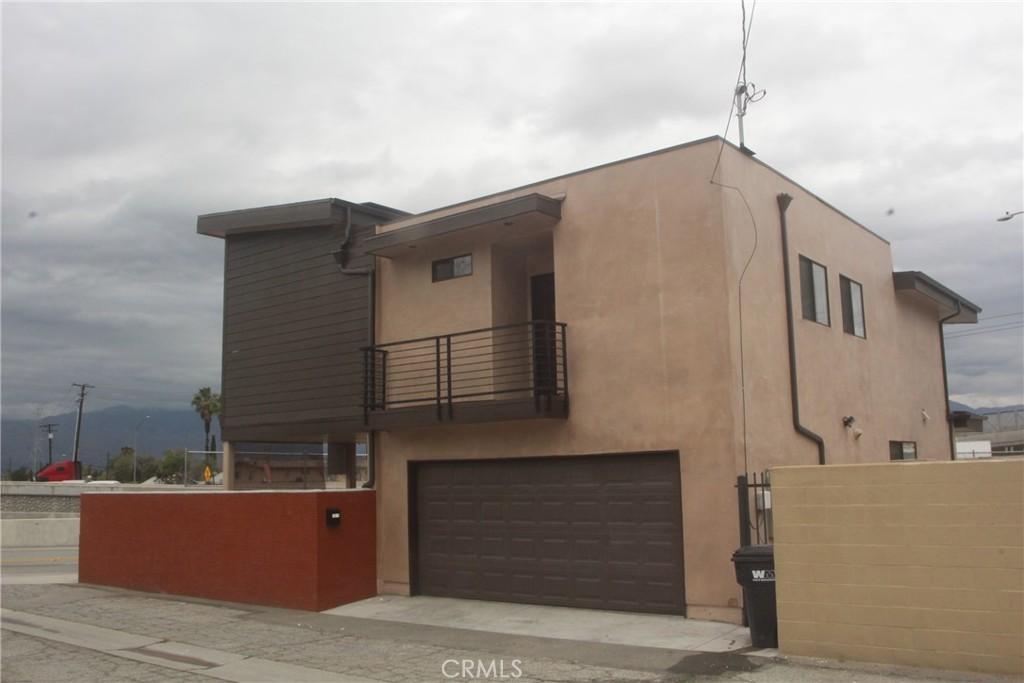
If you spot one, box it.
[414,452,684,615]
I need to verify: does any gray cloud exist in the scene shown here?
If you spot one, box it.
[2,2,1022,420]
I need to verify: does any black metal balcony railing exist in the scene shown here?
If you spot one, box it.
[363,321,568,425]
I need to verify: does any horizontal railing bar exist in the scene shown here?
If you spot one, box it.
[386,376,556,398]
[377,357,562,380]
[385,364,560,389]
[369,385,566,408]
[380,345,562,373]
[366,320,562,349]
[378,333,560,360]
[382,374,565,401]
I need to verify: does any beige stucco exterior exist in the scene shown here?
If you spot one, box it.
[370,138,970,621]
[772,459,1023,676]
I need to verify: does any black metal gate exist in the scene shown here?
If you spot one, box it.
[736,471,773,546]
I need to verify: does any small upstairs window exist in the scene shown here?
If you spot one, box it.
[840,275,866,338]
[799,255,830,326]
[432,254,473,282]
[889,441,917,461]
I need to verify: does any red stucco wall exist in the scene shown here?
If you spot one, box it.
[79,489,376,611]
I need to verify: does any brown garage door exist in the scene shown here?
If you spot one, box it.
[412,452,685,615]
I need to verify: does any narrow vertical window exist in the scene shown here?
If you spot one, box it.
[841,275,866,338]
[799,256,830,326]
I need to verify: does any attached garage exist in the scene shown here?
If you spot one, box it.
[410,451,685,615]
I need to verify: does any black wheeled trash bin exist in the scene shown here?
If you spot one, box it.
[731,544,777,648]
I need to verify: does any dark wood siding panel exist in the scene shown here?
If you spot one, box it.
[225,360,362,392]
[221,220,374,442]
[226,301,369,331]
[226,224,334,257]
[226,237,346,272]
[228,405,364,427]
[226,309,370,342]
[225,270,368,307]
[224,350,362,376]
[226,288,370,321]
[227,380,364,406]
[225,261,351,292]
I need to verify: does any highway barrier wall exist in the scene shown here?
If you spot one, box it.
[1,517,80,547]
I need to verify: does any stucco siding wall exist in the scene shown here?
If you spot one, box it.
[374,140,746,620]
[773,460,1024,676]
[718,148,952,471]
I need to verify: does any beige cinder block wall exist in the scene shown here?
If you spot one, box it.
[717,146,952,473]
[773,459,1024,677]
[374,140,749,621]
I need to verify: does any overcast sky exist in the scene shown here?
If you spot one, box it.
[2,1,1022,422]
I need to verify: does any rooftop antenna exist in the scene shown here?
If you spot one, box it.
[735,0,765,156]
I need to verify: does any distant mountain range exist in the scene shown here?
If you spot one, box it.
[4,401,1020,474]
[949,401,1024,415]
[1,405,214,472]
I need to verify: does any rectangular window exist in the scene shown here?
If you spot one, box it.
[432,254,473,282]
[840,275,866,338]
[799,256,830,325]
[889,441,917,461]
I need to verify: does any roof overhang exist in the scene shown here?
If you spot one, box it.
[363,193,563,257]
[197,198,407,239]
[893,271,981,324]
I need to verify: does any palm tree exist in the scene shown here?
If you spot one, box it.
[190,388,221,457]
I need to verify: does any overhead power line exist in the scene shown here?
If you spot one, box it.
[947,321,1024,337]
[945,323,1024,341]
[978,311,1024,322]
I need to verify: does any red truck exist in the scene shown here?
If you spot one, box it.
[34,459,81,482]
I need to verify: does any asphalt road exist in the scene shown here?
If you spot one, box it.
[1,546,79,583]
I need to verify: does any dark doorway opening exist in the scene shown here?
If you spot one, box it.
[530,273,556,395]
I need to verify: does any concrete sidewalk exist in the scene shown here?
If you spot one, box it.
[1,583,1015,683]
[325,595,752,654]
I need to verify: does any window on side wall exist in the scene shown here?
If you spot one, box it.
[889,441,917,461]
[840,275,866,338]
[799,255,830,326]
[432,254,473,282]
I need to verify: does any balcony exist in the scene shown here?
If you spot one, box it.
[363,321,568,429]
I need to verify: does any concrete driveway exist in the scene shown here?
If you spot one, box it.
[324,595,755,654]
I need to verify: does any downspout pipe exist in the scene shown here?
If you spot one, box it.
[938,301,962,461]
[332,206,378,489]
[777,193,826,465]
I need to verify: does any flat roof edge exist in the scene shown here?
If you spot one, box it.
[197,198,406,238]
[893,270,982,322]
[364,192,563,254]
[379,135,892,248]
[381,135,723,228]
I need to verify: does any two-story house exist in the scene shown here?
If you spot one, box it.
[198,136,979,623]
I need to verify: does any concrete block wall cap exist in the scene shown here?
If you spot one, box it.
[771,460,1019,472]
[82,488,374,496]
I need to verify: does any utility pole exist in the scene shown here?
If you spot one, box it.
[39,423,58,466]
[71,383,95,477]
